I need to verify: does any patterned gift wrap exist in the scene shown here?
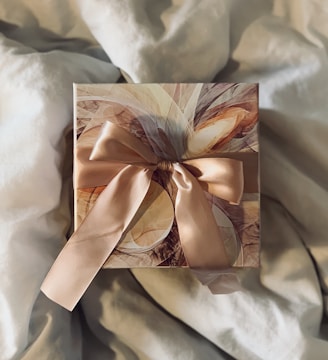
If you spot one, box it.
[74,83,259,268]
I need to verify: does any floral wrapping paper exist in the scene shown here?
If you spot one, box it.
[74,83,259,268]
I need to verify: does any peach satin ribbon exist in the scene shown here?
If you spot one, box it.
[41,121,244,311]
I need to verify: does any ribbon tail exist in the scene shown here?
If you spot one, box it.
[41,165,153,311]
[172,163,231,270]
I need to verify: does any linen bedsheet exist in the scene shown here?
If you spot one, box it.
[0,1,328,359]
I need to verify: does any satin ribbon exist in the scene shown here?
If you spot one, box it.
[41,121,244,311]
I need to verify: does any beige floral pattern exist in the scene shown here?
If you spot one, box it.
[74,83,259,268]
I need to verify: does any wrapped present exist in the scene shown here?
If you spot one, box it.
[41,83,259,310]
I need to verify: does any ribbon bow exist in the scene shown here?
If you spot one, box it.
[41,121,244,311]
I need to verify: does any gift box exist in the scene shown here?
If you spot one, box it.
[41,83,259,310]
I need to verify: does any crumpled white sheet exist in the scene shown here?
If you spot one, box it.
[0,0,327,359]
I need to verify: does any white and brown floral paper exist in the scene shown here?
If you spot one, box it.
[74,83,259,268]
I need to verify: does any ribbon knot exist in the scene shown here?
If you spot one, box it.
[157,159,175,172]
[41,121,245,311]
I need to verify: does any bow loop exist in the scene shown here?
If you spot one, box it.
[90,121,158,165]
